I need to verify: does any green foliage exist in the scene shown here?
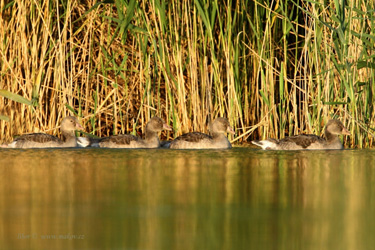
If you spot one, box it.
[0,90,33,106]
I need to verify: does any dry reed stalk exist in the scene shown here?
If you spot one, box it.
[0,0,374,147]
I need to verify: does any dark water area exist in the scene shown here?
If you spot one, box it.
[0,147,374,250]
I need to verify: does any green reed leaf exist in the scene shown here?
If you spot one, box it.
[65,104,78,116]
[357,61,375,70]
[0,115,10,122]
[0,90,33,106]
[323,101,349,105]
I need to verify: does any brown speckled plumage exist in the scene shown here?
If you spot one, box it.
[13,133,63,144]
[96,134,140,146]
[8,116,83,148]
[91,117,171,148]
[173,132,212,143]
[252,119,350,150]
[169,118,235,149]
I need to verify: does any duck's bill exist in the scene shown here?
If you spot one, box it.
[342,128,350,136]
[75,123,84,131]
[163,123,173,131]
[227,126,235,135]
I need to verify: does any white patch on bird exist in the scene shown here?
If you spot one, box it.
[76,137,91,147]
[251,140,277,150]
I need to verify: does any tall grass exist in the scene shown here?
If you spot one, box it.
[0,0,374,147]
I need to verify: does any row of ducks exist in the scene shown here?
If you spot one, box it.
[1,116,350,150]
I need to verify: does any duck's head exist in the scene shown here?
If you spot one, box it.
[210,117,235,135]
[325,119,350,136]
[146,117,172,132]
[61,116,84,133]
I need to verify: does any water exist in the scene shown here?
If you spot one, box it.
[0,147,374,250]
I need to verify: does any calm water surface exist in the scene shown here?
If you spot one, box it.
[0,147,374,250]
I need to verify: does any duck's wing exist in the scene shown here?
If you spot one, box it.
[174,132,212,142]
[98,134,141,146]
[252,135,325,150]
[14,133,62,144]
[279,134,325,149]
[9,133,62,148]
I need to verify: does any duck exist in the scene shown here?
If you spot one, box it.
[89,117,172,148]
[169,117,235,149]
[251,119,350,150]
[7,116,84,148]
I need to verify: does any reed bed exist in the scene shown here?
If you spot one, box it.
[0,0,374,147]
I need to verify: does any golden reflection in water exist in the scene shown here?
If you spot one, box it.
[0,148,374,250]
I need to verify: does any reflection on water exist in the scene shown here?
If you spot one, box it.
[0,148,374,250]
